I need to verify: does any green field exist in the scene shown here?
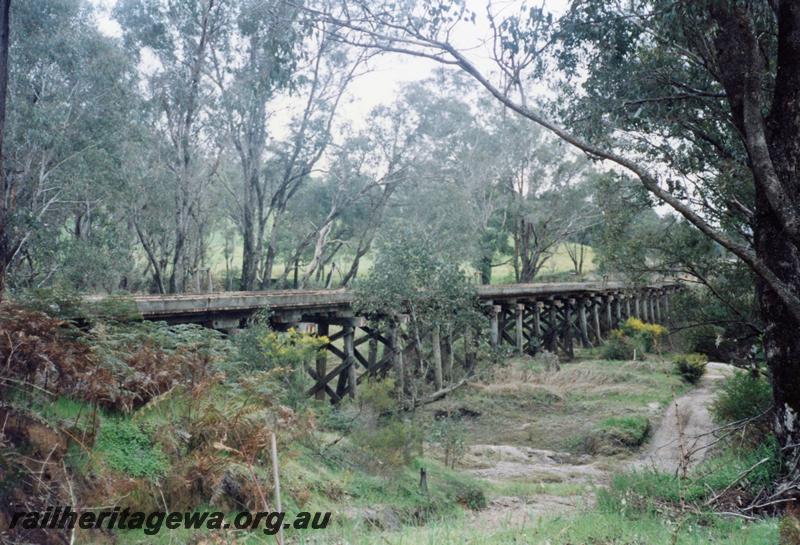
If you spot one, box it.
[201,232,597,288]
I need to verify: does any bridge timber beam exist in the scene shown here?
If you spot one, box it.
[108,281,680,404]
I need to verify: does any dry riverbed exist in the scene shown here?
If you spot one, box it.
[419,355,732,529]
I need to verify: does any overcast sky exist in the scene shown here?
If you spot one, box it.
[90,0,570,132]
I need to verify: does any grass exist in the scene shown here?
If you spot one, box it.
[21,343,777,545]
[115,502,778,545]
[600,439,781,512]
[290,509,776,545]
[422,354,686,453]
[586,415,651,454]
[113,448,486,545]
[489,242,597,284]
[488,478,590,499]
[279,441,487,518]
[200,233,597,289]
[19,395,173,481]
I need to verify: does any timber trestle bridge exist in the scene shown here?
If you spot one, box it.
[130,282,679,403]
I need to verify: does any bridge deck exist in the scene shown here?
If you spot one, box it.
[125,281,675,325]
[108,281,679,403]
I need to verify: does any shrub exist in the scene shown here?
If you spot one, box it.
[453,482,487,510]
[602,329,637,360]
[599,416,651,445]
[15,287,141,323]
[13,287,87,322]
[235,314,326,372]
[673,353,708,384]
[695,437,780,496]
[0,306,225,413]
[233,318,326,408]
[583,416,650,455]
[429,418,467,469]
[359,379,399,415]
[620,318,668,353]
[597,470,684,514]
[712,371,772,425]
[352,418,423,471]
[535,349,560,372]
[684,324,725,359]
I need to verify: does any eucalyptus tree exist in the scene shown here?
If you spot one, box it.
[401,82,505,283]
[378,78,597,284]
[208,0,302,291]
[256,32,365,289]
[272,113,408,289]
[115,0,228,293]
[354,229,480,402]
[319,0,800,480]
[292,151,382,288]
[493,118,593,282]
[594,172,760,360]
[333,101,420,286]
[1,0,139,291]
[370,79,509,284]
[0,0,10,296]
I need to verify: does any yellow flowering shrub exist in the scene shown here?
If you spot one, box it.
[621,317,668,353]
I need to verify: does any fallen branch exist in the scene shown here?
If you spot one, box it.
[704,456,771,506]
[412,378,470,409]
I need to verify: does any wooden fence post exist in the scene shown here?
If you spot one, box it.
[270,432,284,545]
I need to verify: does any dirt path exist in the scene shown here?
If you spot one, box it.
[463,363,734,528]
[633,362,734,474]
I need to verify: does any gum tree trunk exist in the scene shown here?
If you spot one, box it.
[758,228,800,481]
[0,0,12,298]
[759,2,800,483]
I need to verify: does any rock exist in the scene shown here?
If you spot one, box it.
[342,506,403,531]
[462,444,604,482]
